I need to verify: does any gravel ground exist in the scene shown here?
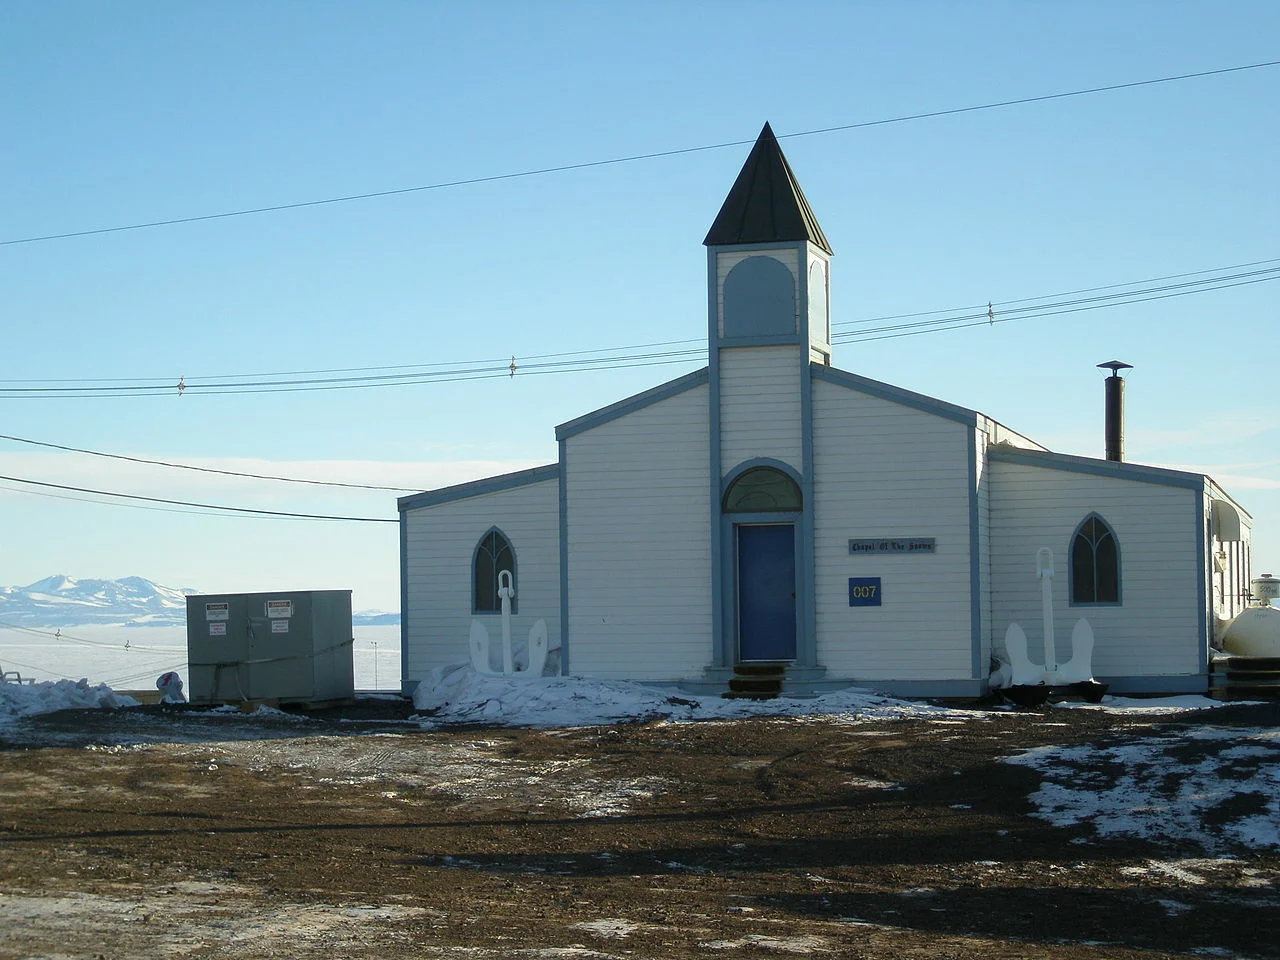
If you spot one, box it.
[2,697,1279,959]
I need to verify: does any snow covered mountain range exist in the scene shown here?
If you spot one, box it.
[0,576,398,627]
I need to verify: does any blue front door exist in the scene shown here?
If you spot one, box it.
[736,523,797,661]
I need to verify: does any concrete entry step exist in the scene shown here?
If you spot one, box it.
[728,677,781,694]
[732,662,787,677]
[722,662,787,699]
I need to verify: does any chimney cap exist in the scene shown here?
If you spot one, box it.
[1097,360,1134,375]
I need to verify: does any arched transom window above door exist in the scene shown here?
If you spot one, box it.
[722,466,802,513]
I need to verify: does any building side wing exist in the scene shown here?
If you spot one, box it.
[401,476,561,689]
[988,456,1204,688]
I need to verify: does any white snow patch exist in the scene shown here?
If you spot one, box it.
[0,677,136,719]
[570,918,642,938]
[410,665,964,729]
[4,663,1230,735]
[0,884,431,957]
[1119,858,1250,885]
[1007,728,1280,852]
[701,934,829,952]
[1054,695,1241,714]
[843,776,902,790]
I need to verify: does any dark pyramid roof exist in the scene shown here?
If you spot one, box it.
[703,122,832,254]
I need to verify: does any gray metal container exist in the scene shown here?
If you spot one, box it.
[186,590,354,704]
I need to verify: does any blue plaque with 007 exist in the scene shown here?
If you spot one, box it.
[848,577,882,607]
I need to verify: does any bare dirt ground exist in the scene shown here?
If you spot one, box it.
[2,697,1279,959]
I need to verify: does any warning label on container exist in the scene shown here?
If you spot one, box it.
[209,622,227,636]
[271,619,289,634]
[266,600,293,619]
[205,602,230,621]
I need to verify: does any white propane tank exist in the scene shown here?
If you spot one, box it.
[1252,574,1280,603]
[1222,605,1280,657]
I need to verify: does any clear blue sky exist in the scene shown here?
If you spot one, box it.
[2,1,1277,612]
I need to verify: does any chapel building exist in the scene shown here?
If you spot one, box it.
[398,124,1252,698]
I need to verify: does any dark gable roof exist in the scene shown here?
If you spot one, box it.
[703,122,832,254]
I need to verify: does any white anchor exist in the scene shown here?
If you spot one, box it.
[468,569,548,677]
[999,548,1095,687]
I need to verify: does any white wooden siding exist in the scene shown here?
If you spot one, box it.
[988,462,1202,678]
[812,381,975,679]
[564,384,711,680]
[975,433,992,675]
[719,347,802,471]
[403,479,560,682]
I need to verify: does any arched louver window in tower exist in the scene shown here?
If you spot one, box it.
[1070,514,1120,605]
[473,528,516,614]
[722,256,796,338]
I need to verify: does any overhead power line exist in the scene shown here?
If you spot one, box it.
[0,348,707,399]
[0,653,62,678]
[0,256,1272,399]
[0,433,419,491]
[0,477,328,520]
[100,662,189,689]
[0,258,1272,523]
[0,474,398,522]
[0,337,705,386]
[834,266,1280,343]
[0,619,181,653]
[4,59,1277,247]
[832,257,1280,329]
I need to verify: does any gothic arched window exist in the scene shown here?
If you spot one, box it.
[473,528,516,613]
[1069,514,1120,605]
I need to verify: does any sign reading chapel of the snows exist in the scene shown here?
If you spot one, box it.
[848,538,936,555]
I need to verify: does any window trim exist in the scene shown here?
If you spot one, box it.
[1067,512,1122,607]
[471,526,517,615]
[722,464,803,514]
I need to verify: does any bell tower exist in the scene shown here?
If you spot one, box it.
[704,122,833,368]
[702,123,832,681]
[703,122,834,479]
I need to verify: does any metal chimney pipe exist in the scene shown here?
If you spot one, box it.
[1097,360,1133,462]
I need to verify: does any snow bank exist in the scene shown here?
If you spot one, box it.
[411,664,963,728]
[2,666,1233,732]
[1055,695,1232,714]
[0,678,138,721]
